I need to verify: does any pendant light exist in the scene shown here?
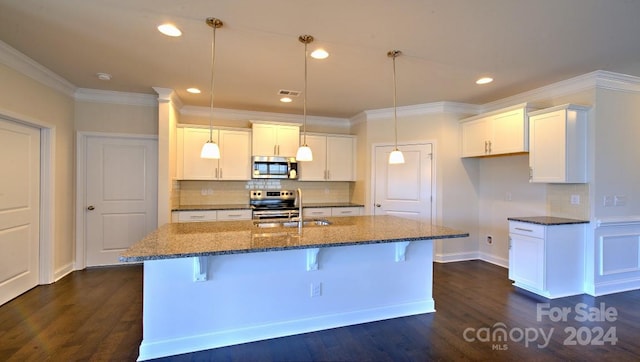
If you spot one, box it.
[388,50,405,164]
[200,17,222,159]
[296,35,313,162]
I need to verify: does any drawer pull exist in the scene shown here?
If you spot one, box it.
[190,215,206,219]
[514,227,533,232]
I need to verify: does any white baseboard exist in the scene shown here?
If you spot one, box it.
[434,251,508,269]
[137,300,435,361]
[434,251,479,263]
[589,276,640,296]
[477,252,508,268]
[53,262,74,282]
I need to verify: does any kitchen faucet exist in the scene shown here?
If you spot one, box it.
[297,188,303,230]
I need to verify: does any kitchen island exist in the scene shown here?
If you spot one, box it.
[121,215,468,361]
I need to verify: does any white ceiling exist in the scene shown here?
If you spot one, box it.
[1,0,639,118]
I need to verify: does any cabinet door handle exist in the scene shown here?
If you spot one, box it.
[219,168,222,179]
[488,140,492,153]
[509,236,512,249]
[327,170,330,180]
[484,140,488,154]
[375,203,381,207]
[277,145,280,155]
[529,167,533,181]
[514,227,533,232]
[274,145,277,155]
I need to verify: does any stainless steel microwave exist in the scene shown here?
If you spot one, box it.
[252,156,298,179]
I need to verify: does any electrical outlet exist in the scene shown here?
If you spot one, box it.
[570,194,580,205]
[487,235,493,245]
[604,195,614,207]
[310,282,322,297]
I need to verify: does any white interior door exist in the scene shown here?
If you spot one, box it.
[373,144,432,222]
[0,118,40,306]
[85,136,157,266]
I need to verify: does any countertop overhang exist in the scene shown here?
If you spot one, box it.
[507,216,589,225]
[120,215,468,262]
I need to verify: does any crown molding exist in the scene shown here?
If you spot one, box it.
[0,40,76,97]
[362,101,480,121]
[481,70,640,112]
[75,88,157,106]
[180,105,350,129]
[593,70,640,92]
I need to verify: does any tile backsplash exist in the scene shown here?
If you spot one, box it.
[175,180,353,206]
[547,183,590,220]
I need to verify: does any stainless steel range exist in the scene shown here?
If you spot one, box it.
[250,190,299,219]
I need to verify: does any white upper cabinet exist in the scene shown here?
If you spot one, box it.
[528,104,588,183]
[460,104,531,157]
[299,134,356,181]
[177,126,251,180]
[298,135,327,180]
[218,129,252,180]
[251,123,300,157]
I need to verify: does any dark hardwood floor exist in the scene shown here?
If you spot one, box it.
[1,260,639,361]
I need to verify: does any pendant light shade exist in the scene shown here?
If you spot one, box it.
[201,17,222,159]
[296,35,314,162]
[296,145,313,161]
[389,149,405,164]
[201,141,221,159]
[388,50,405,165]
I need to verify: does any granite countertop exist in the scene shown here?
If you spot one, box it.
[507,216,589,225]
[120,215,468,262]
[171,203,364,211]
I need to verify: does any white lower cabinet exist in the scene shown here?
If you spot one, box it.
[508,220,585,298]
[172,209,252,223]
[216,209,252,221]
[303,207,362,218]
[174,210,218,223]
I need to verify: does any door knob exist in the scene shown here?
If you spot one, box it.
[87,205,95,211]
[375,204,381,207]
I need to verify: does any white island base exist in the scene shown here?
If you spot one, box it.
[138,239,434,360]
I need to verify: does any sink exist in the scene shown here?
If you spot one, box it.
[253,219,331,228]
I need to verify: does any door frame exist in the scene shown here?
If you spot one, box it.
[370,141,437,222]
[75,132,158,270]
[0,109,55,285]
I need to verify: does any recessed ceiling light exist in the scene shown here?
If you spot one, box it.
[310,49,329,59]
[96,72,112,81]
[476,77,493,85]
[187,88,201,94]
[158,23,182,37]
[280,97,293,103]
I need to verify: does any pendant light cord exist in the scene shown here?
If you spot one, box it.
[208,21,217,143]
[392,53,398,149]
[302,40,308,145]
